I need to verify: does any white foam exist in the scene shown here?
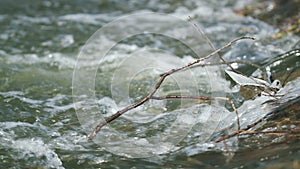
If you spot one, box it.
[13,138,64,169]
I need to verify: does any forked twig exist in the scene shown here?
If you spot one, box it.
[87,36,254,140]
[188,16,233,70]
[188,16,274,97]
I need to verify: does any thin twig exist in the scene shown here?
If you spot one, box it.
[87,36,254,140]
[215,128,300,143]
[215,97,240,131]
[239,130,300,135]
[151,95,216,100]
[214,116,264,142]
[189,60,263,72]
[151,95,240,131]
[188,16,233,69]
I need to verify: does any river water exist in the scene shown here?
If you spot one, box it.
[1,0,300,168]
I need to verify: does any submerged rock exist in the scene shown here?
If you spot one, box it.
[261,49,300,85]
[236,49,300,148]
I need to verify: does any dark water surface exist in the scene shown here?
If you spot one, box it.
[0,0,300,168]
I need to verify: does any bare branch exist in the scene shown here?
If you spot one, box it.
[87,36,254,140]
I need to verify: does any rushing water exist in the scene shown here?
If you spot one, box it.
[1,0,300,168]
